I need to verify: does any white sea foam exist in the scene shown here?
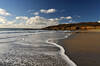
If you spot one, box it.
[19,30,77,66]
[46,34,77,66]
[0,30,77,66]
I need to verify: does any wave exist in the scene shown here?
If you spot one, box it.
[46,34,77,66]
[0,30,77,66]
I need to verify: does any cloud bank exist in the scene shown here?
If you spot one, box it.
[0,16,59,28]
[33,12,39,15]
[0,8,74,28]
[0,8,11,16]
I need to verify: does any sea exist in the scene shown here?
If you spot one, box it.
[0,28,77,66]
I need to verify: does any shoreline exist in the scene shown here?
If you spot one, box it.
[57,32,100,66]
[47,38,77,66]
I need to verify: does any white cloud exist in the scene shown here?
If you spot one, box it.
[7,21,14,24]
[0,16,15,27]
[16,16,28,20]
[0,8,59,28]
[66,16,72,19]
[48,18,60,22]
[0,16,58,28]
[33,12,39,15]
[0,8,11,16]
[26,16,58,28]
[60,17,65,19]
[0,15,73,28]
[40,9,56,14]
[0,8,74,28]
[60,16,72,20]
[98,21,100,23]
[0,16,7,24]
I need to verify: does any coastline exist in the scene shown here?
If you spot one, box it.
[47,38,77,66]
[57,31,100,66]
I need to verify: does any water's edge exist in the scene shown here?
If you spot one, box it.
[46,34,77,66]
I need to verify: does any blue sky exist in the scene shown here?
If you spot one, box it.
[0,0,100,28]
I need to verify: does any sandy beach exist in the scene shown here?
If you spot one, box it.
[58,32,100,66]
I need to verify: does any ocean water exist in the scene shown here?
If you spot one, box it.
[0,29,76,66]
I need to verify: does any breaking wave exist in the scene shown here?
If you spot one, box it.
[0,29,77,66]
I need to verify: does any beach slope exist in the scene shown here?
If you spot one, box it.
[59,32,100,66]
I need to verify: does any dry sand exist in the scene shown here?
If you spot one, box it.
[58,32,100,66]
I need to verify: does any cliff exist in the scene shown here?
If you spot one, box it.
[42,22,100,30]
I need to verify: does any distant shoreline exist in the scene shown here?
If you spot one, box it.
[42,22,100,30]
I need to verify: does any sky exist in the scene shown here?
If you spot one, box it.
[0,0,100,28]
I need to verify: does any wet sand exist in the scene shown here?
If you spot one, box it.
[58,32,100,66]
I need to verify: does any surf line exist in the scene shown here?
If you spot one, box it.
[46,37,77,66]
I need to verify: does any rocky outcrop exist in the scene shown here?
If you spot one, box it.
[42,22,100,30]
